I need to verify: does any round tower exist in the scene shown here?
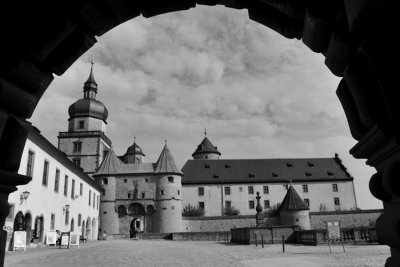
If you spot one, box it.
[154,141,183,233]
[93,148,121,235]
[192,130,221,160]
[278,185,310,230]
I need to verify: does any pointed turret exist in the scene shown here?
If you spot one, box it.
[155,141,182,175]
[95,147,122,176]
[84,59,98,98]
[278,185,309,211]
[192,130,221,160]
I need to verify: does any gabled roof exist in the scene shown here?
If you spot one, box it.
[192,137,221,157]
[154,143,183,175]
[181,158,353,185]
[279,185,309,211]
[95,147,122,176]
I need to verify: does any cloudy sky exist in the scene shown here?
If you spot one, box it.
[30,5,381,209]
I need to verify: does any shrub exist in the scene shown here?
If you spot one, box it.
[222,206,240,216]
[182,204,205,217]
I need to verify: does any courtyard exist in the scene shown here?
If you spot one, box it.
[5,240,390,267]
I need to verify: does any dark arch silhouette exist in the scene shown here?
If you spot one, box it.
[128,203,145,215]
[0,1,399,266]
[118,205,127,218]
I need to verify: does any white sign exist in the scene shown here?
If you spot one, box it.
[13,231,26,251]
[69,233,80,248]
[46,232,57,246]
[327,221,341,239]
[60,232,70,248]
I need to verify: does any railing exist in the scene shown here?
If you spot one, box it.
[295,230,317,246]
[58,131,111,145]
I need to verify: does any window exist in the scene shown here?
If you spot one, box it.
[78,120,84,129]
[54,169,60,192]
[248,186,254,194]
[128,193,131,198]
[263,186,269,194]
[334,197,340,206]
[141,192,145,198]
[177,190,180,195]
[168,176,174,183]
[308,162,314,167]
[224,187,231,195]
[302,184,308,193]
[80,183,83,196]
[123,179,127,183]
[93,192,95,208]
[248,173,255,178]
[286,162,293,167]
[97,196,99,210]
[42,160,49,186]
[102,191,105,196]
[26,150,35,177]
[160,190,165,195]
[73,142,82,152]
[239,187,242,192]
[225,201,231,208]
[213,174,219,178]
[304,198,310,207]
[78,214,82,226]
[199,202,204,209]
[103,150,109,157]
[198,187,204,196]
[65,210,69,225]
[145,178,149,182]
[332,184,338,192]
[249,200,255,209]
[71,179,75,198]
[64,175,68,196]
[89,190,91,206]
[72,158,81,167]
[102,178,108,185]
[264,200,270,209]
[50,213,55,230]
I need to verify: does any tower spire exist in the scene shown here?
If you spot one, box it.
[204,129,207,137]
[83,57,98,99]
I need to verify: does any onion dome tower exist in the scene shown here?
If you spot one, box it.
[58,60,112,175]
[123,137,145,164]
[154,141,183,233]
[192,130,221,160]
[278,185,310,230]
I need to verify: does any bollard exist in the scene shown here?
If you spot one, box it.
[282,235,285,253]
[255,233,257,247]
[261,234,264,248]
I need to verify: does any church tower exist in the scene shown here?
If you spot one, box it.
[192,130,221,160]
[58,61,111,175]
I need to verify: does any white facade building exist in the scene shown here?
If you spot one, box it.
[5,126,102,249]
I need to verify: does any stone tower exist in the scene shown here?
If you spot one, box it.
[278,185,311,230]
[154,141,183,233]
[58,61,111,175]
[192,131,221,160]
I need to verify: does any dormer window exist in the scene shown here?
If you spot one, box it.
[308,162,314,167]
[327,171,334,176]
[168,176,174,183]
[213,174,219,179]
[286,163,293,167]
[248,173,255,178]
[225,164,230,168]
[305,172,312,177]
[204,164,210,168]
[272,172,278,177]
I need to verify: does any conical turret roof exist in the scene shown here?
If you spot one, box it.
[192,137,221,157]
[278,185,309,211]
[155,142,182,175]
[95,147,122,176]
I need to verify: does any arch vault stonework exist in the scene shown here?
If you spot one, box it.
[0,1,399,266]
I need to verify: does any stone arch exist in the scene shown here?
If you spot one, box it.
[86,217,92,241]
[0,1,399,265]
[117,205,127,218]
[24,211,32,245]
[92,218,97,240]
[81,219,86,239]
[13,211,25,231]
[33,215,44,243]
[128,203,145,215]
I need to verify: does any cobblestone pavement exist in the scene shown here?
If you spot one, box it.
[4,240,390,267]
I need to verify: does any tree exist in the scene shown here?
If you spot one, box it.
[319,203,327,212]
[264,202,280,217]
[182,204,205,217]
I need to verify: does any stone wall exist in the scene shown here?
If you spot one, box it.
[309,209,383,229]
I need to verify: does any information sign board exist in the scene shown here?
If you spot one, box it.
[69,233,80,248]
[13,231,26,251]
[60,232,70,249]
[327,221,341,239]
[46,231,57,246]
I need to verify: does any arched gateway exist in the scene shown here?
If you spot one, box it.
[0,1,399,266]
